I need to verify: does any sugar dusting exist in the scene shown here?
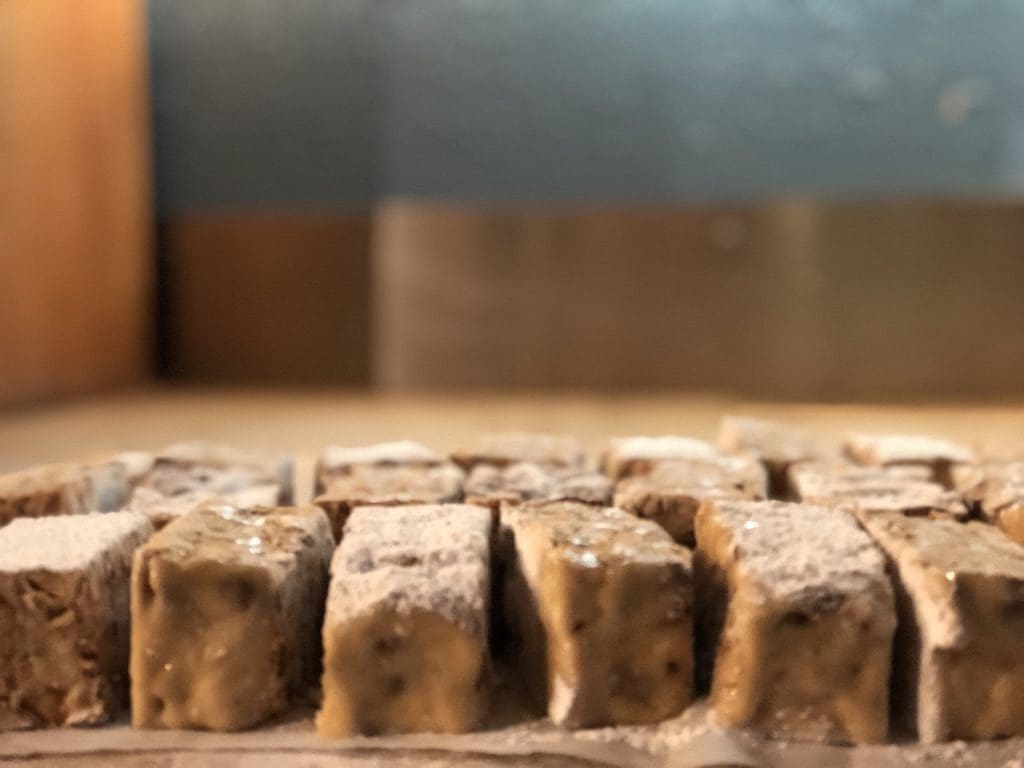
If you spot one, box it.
[327,504,492,641]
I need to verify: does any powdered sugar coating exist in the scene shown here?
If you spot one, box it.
[328,504,491,642]
[0,511,152,573]
[700,499,890,605]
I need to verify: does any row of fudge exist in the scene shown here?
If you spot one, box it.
[3,421,1024,745]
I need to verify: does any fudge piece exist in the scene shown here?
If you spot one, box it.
[0,461,129,528]
[317,504,492,737]
[110,451,157,486]
[600,436,719,480]
[695,499,895,744]
[953,462,1024,546]
[124,483,282,530]
[859,512,1024,742]
[315,441,442,495]
[716,416,826,497]
[314,463,465,542]
[141,441,294,505]
[843,433,975,487]
[463,462,612,515]
[503,501,694,728]
[0,512,153,728]
[614,456,767,546]
[791,461,968,520]
[131,504,333,731]
[451,432,587,472]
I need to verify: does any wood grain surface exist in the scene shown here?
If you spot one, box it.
[0,0,153,406]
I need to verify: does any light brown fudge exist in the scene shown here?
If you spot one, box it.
[313,463,465,542]
[859,512,1024,742]
[695,499,895,744]
[131,505,333,731]
[953,462,1024,545]
[314,441,442,495]
[317,504,492,737]
[843,433,976,487]
[600,436,720,480]
[614,456,767,545]
[451,432,587,472]
[790,461,969,520]
[463,462,612,515]
[0,461,129,528]
[138,442,293,506]
[716,416,827,497]
[503,501,694,728]
[0,512,153,729]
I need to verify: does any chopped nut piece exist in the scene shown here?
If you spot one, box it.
[843,433,975,487]
[314,463,465,542]
[131,505,333,731]
[317,504,492,737]
[503,501,694,728]
[464,462,612,515]
[601,436,720,480]
[0,512,153,728]
[614,456,767,545]
[716,416,827,497]
[696,499,895,744]
[859,512,1024,742]
[451,433,586,472]
[315,441,441,495]
[0,462,129,528]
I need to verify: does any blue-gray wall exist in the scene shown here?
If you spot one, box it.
[149,0,1024,214]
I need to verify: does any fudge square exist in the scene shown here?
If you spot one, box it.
[317,504,492,737]
[695,499,895,744]
[0,512,153,728]
[463,462,613,515]
[716,416,826,497]
[131,504,333,731]
[843,433,975,487]
[314,463,465,542]
[0,461,129,528]
[600,435,719,480]
[503,501,694,728]
[859,512,1024,742]
[451,432,587,472]
[614,455,766,546]
[315,441,442,495]
[790,461,969,521]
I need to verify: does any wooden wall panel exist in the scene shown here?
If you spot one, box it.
[374,201,1024,399]
[0,1,153,406]
[163,211,372,385]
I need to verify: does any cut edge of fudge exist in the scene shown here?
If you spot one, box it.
[695,498,895,744]
[317,503,492,737]
[503,501,694,729]
[315,441,442,494]
[130,504,333,731]
[858,511,1024,743]
[463,462,612,513]
[0,511,154,729]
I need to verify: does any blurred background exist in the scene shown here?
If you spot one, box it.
[4,0,1024,407]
